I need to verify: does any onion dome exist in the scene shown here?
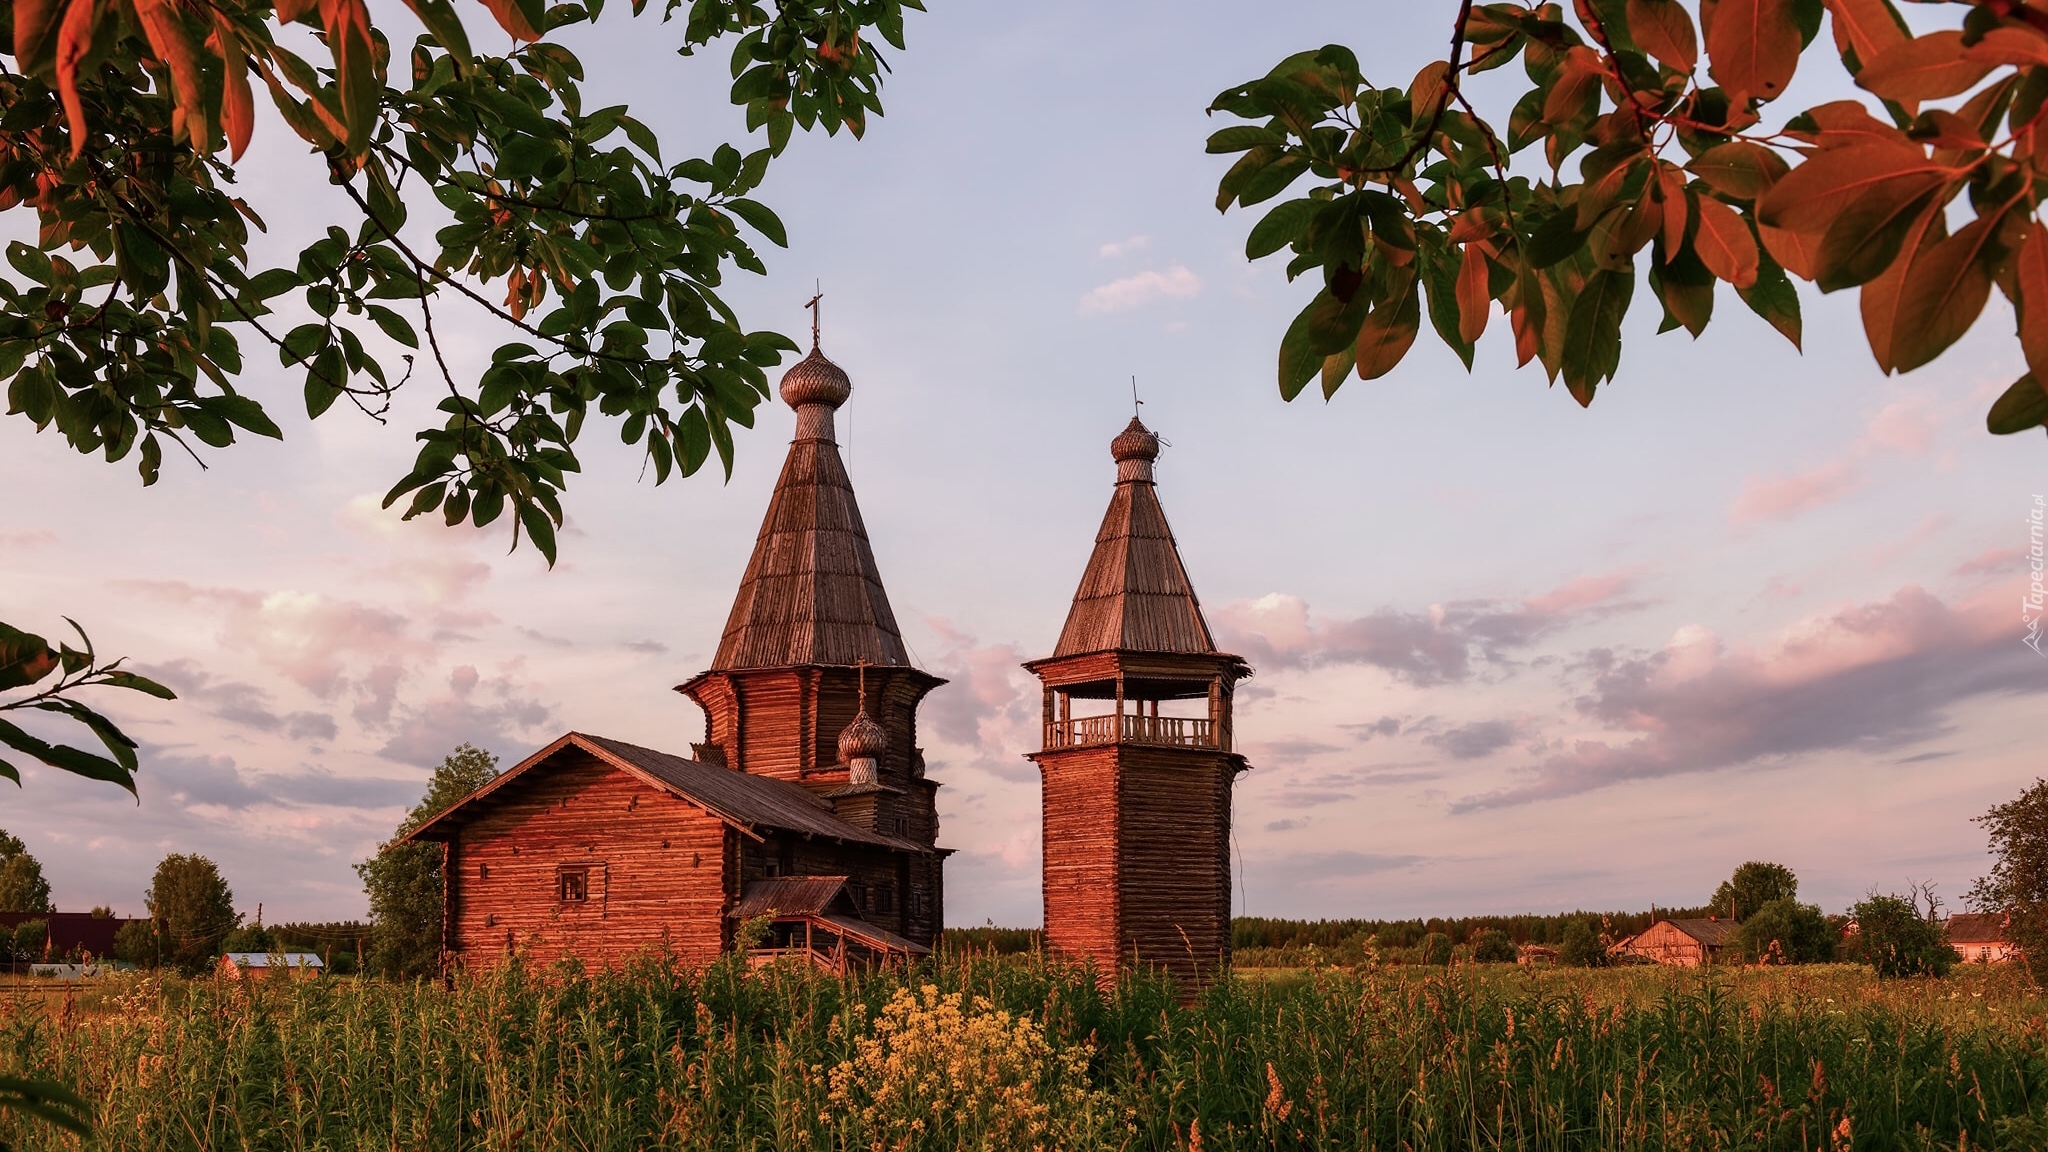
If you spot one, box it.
[1111,416,1159,483]
[837,707,889,764]
[779,344,852,410]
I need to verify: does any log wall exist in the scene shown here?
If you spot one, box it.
[1118,745,1233,986]
[446,748,733,969]
[1035,746,1122,971]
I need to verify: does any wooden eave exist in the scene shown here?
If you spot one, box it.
[401,732,933,855]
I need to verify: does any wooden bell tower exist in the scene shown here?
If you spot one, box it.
[1024,416,1251,989]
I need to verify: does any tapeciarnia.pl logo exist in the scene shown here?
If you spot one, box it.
[2028,495,2045,656]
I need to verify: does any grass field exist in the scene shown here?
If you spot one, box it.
[0,955,2043,1150]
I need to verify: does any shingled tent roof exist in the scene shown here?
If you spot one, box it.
[1053,417,1218,657]
[712,343,912,671]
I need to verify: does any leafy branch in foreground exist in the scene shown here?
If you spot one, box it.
[1210,0,2048,438]
[2,0,924,564]
[0,619,172,795]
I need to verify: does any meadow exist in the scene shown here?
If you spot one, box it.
[0,955,2043,1151]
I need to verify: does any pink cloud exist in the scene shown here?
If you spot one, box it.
[1728,461,1863,525]
[1212,571,1645,685]
[1456,580,2041,810]
[1863,398,1940,456]
[1957,547,2023,578]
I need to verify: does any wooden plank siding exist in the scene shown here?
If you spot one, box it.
[446,748,733,968]
[1118,746,1233,984]
[1035,747,1122,972]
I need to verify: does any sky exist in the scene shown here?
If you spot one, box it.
[3,0,2045,928]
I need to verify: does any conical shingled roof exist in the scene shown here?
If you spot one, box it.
[1052,417,1218,657]
[711,346,911,670]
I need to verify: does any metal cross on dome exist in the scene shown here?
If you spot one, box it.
[805,285,823,348]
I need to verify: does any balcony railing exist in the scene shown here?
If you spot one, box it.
[1049,713,1217,749]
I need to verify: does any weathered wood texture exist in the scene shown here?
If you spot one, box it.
[1036,747,1122,969]
[712,383,910,671]
[1054,418,1217,659]
[1613,919,1737,967]
[446,747,733,968]
[1117,745,1233,985]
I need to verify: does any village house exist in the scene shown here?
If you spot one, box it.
[406,320,948,971]
[1611,918,1741,966]
[1945,913,2019,964]
[1027,416,1251,990]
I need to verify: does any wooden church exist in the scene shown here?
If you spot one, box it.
[405,327,948,972]
[1026,416,1251,988]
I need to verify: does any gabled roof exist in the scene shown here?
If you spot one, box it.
[1053,418,1219,658]
[403,732,927,854]
[1946,912,2008,944]
[1663,918,1742,946]
[733,877,929,956]
[711,359,912,671]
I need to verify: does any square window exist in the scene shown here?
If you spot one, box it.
[558,868,589,903]
[764,859,781,878]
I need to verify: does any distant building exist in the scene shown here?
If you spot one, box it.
[1945,913,2019,964]
[0,911,147,961]
[1611,918,1741,966]
[1517,945,1560,966]
[219,953,325,979]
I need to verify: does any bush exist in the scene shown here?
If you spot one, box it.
[1559,919,1608,967]
[1417,932,1453,966]
[1737,898,1837,964]
[10,919,46,963]
[1853,893,1955,979]
[1471,928,1518,964]
[112,920,161,968]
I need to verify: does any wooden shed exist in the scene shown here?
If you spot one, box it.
[1611,918,1741,966]
[404,327,949,971]
[1025,417,1251,991]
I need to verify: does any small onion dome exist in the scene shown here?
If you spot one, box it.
[1111,416,1159,463]
[837,707,889,763]
[779,344,852,410]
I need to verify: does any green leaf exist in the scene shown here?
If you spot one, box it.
[1524,209,1590,269]
[1987,373,2048,434]
[204,395,284,440]
[1560,268,1635,405]
[1246,199,1317,261]
[0,719,135,795]
[1205,125,1283,154]
[1277,295,1326,401]
[100,671,176,700]
[723,199,787,247]
[1737,246,1802,348]
[401,0,474,63]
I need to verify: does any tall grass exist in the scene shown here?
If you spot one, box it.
[0,956,2042,1150]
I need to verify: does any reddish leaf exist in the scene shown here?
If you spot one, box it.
[220,55,255,161]
[317,0,378,154]
[477,0,543,43]
[14,0,66,75]
[1707,0,1802,102]
[1356,269,1422,381]
[1657,165,1690,258]
[1510,305,1541,367]
[1888,212,2002,371]
[1626,0,1697,74]
[1760,223,1820,280]
[1823,0,1907,72]
[1962,26,2048,70]
[1687,140,1790,200]
[133,0,212,153]
[1859,206,1946,372]
[1857,32,1995,109]
[52,0,95,155]
[1813,176,1944,291]
[2015,223,2048,381]
[1410,59,1450,120]
[1456,243,1492,344]
[1755,141,1948,234]
[1692,194,1760,287]
[1544,48,1604,129]
[1795,99,1911,149]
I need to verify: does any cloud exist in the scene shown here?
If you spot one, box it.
[374,670,554,767]
[1864,398,1940,456]
[1213,572,1643,686]
[917,619,1038,782]
[1097,235,1150,259]
[1424,719,1519,760]
[1957,547,2022,578]
[1343,716,1403,740]
[139,660,337,742]
[622,639,669,654]
[1454,581,2047,811]
[148,749,420,813]
[0,529,57,549]
[1728,461,1863,525]
[126,581,422,700]
[1078,266,1202,315]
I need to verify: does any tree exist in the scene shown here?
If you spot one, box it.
[1559,916,1608,966]
[143,852,236,973]
[356,742,498,978]
[1735,896,1835,963]
[1851,888,1954,978]
[1471,926,1519,963]
[111,918,160,967]
[1209,0,2048,440]
[1970,777,2048,982]
[1710,860,1799,921]
[0,830,53,913]
[10,919,47,964]
[1418,930,1454,965]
